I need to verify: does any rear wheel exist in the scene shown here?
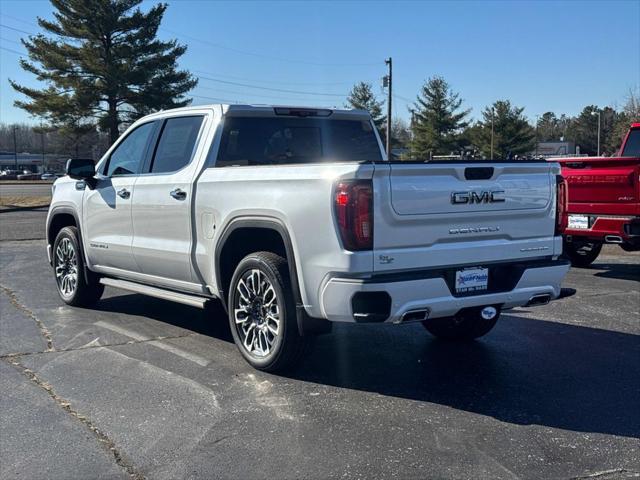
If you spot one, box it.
[421,306,500,340]
[228,251,306,372]
[564,239,602,267]
[53,226,104,306]
[620,242,640,253]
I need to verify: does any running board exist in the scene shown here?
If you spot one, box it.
[100,278,208,309]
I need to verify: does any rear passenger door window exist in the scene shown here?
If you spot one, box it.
[149,116,204,174]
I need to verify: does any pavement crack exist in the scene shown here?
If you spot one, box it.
[0,284,54,351]
[2,355,145,480]
[0,332,196,359]
[571,468,638,479]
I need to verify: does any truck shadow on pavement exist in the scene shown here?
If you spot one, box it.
[94,292,639,440]
[292,315,640,440]
[95,294,234,342]
[591,262,640,282]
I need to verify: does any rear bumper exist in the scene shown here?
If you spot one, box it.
[564,215,640,244]
[319,259,570,323]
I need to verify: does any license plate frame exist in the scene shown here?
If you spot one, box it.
[568,214,589,230]
[455,267,489,294]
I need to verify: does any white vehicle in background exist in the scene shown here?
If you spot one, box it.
[46,105,569,371]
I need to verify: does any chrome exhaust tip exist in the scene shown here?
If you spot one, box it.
[526,293,552,307]
[400,309,430,323]
[605,235,623,244]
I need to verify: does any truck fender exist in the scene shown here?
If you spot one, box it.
[214,216,330,336]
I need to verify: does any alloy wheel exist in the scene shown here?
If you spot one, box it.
[55,237,78,297]
[233,268,281,357]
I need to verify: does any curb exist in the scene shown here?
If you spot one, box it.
[0,205,50,213]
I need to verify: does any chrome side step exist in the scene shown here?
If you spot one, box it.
[100,278,208,309]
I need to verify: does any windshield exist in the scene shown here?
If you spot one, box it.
[215,116,382,167]
[621,129,640,157]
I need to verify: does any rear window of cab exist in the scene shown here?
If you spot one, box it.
[215,117,382,167]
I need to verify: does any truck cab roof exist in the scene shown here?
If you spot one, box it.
[149,104,371,120]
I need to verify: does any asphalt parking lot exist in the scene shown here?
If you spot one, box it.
[0,213,639,479]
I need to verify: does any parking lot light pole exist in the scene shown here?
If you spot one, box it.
[591,110,601,156]
[13,126,18,170]
[490,107,494,159]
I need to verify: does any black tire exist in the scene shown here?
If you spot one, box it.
[421,306,500,341]
[564,240,603,267]
[52,226,104,306]
[620,242,640,253]
[228,251,306,372]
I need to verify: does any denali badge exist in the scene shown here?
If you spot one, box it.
[449,226,500,234]
[451,190,506,204]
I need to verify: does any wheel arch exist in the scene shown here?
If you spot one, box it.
[47,206,92,283]
[214,216,330,336]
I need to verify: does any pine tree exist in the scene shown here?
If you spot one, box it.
[536,112,571,142]
[409,76,470,158]
[345,82,386,131]
[10,0,197,144]
[471,100,535,159]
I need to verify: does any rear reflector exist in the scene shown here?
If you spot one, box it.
[334,180,373,251]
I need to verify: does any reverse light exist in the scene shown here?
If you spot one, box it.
[555,175,568,235]
[334,180,373,251]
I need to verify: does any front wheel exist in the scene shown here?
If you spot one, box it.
[228,251,306,372]
[421,306,500,340]
[564,240,602,267]
[52,226,104,306]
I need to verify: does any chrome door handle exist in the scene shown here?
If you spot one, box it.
[116,188,130,199]
[170,188,187,200]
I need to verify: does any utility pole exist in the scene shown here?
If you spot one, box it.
[12,126,18,171]
[535,114,540,157]
[384,57,392,159]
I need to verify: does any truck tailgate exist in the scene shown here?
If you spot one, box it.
[557,157,640,216]
[372,162,560,273]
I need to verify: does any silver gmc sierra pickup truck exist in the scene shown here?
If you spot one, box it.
[46,104,570,371]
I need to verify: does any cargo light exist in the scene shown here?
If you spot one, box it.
[334,180,373,251]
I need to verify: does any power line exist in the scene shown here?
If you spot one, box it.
[192,69,353,87]
[3,14,380,67]
[0,19,373,89]
[197,74,347,97]
[0,36,24,46]
[194,84,346,103]
[0,14,39,28]
[189,94,244,104]
[0,45,26,56]
[0,24,33,36]
[393,93,414,103]
[160,27,380,67]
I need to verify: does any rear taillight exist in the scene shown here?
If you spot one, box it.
[334,180,373,251]
[555,175,568,235]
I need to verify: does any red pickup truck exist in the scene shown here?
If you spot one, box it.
[555,123,640,266]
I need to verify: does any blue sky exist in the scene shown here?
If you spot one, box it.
[1,0,639,125]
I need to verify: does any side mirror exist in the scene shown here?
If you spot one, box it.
[66,158,96,188]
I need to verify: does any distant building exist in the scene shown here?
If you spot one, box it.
[0,153,67,172]
[535,141,576,158]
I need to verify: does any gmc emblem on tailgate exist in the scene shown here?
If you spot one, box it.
[451,190,506,204]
